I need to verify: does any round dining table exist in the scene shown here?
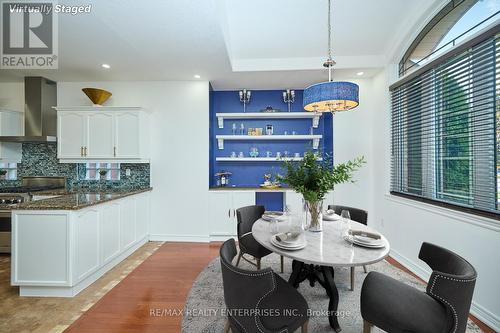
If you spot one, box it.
[252,218,390,332]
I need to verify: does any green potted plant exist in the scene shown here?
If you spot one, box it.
[278,152,364,232]
[0,169,7,178]
[99,169,108,179]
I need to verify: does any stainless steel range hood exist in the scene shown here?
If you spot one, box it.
[0,77,57,142]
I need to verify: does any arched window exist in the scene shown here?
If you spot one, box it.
[399,0,499,76]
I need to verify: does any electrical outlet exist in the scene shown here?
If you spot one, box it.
[125,168,131,177]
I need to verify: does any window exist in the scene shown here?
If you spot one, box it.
[391,27,499,218]
[400,0,499,76]
[83,163,120,181]
[0,163,17,180]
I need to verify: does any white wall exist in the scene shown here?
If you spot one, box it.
[332,78,375,216]
[57,81,210,241]
[0,81,24,111]
[361,69,500,330]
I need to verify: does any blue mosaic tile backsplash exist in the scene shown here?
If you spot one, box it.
[0,143,150,191]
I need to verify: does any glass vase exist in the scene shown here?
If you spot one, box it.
[305,199,323,232]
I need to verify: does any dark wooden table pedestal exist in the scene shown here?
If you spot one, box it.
[288,260,341,332]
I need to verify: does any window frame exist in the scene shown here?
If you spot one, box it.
[83,162,121,181]
[0,162,18,181]
[390,23,500,221]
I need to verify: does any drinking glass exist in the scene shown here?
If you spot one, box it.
[340,210,353,246]
[269,217,279,235]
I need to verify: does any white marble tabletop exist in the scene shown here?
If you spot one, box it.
[252,218,390,267]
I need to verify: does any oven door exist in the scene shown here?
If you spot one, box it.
[0,211,11,253]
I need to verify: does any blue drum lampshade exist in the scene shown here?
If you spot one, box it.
[303,81,359,112]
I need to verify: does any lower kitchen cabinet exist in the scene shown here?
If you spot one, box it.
[11,191,151,297]
[208,191,254,240]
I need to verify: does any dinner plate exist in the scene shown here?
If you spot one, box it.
[262,211,287,222]
[344,235,385,248]
[270,235,307,250]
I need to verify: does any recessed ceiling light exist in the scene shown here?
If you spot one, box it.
[102,64,111,69]
[194,74,201,79]
[356,71,364,76]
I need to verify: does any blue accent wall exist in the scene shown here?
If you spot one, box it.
[209,90,333,188]
[256,192,284,211]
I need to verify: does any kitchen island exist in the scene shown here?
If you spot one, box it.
[11,188,152,297]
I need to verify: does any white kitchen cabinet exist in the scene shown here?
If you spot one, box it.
[114,112,140,158]
[57,112,86,158]
[75,209,100,282]
[101,202,121,265]
[87,112,114,158]
[0,109,23,162]
[56,106,150,162]
[208,191,255,240]
[11,190,151,297]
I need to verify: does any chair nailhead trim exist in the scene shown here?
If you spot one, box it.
[221,259,278,332]
[429,274,476,333]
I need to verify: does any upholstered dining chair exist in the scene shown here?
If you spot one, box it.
[328,204,369,290]
[361,242,477,333]
[236,205,284,272]
[220,239,309,333]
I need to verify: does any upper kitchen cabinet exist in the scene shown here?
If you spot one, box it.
[55,106,150,163]
[0,109,23,162]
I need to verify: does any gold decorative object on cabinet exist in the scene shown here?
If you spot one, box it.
[82,88,112,106]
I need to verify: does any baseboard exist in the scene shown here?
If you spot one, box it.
[390,248,500,331]
[149,234,210,243]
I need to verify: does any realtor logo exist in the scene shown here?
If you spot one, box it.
[1,1,58,69]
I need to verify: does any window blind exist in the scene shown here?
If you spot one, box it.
[390,28,499,218]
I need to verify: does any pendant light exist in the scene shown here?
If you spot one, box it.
[303,0,359,113]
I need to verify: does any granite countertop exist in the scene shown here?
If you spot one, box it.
[13,188,152,211]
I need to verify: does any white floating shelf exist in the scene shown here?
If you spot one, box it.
[216,112,321,129]
[216,157,323,162]
[215,134,322,150]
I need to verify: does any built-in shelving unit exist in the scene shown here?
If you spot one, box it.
[216,112,321,129]
[216,157,323,162]
[215,134,322,149]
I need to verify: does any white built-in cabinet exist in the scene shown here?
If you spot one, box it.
[208,191,255,240]
[11,191,151,297]
[55,107,149,162]
[0,109,23,162]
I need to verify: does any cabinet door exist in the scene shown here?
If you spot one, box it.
[231,192,255,222]
[101,203,121,264]
[58,112,85,158]
[120,198,136,250]
[208,192,233,237]
[75,209,100,282]
[135,193,149,240]
[114,112,140,158]
[87,112,114,158]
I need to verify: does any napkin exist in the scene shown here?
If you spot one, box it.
[348,229,381,240]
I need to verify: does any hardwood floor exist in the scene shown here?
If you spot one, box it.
[64,242,221,333]
[64,242,495,333]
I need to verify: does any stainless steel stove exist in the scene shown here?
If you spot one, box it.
[0,177,66,253]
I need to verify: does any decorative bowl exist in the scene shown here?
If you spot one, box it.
[82,88,112,106]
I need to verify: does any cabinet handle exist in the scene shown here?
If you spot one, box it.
[114,146,116,157]
[228,209,230,218]
[84,147,87,156]
[80,146,83,157]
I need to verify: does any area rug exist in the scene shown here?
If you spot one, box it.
[182,253,481,333]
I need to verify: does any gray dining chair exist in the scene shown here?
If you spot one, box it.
[328,204,369,290]
[236,205,284,272]
[220,239,309,333]
[361,242,477,333]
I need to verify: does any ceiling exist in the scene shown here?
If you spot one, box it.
[0,0,443,89]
